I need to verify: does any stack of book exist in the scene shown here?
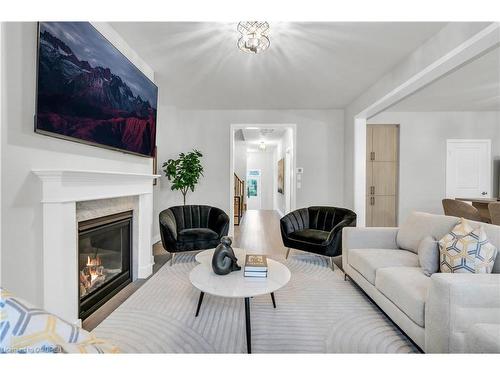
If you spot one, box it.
[244,255,268,278]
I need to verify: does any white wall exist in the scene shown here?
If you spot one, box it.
[153,108,344,239]
[234,141,247,182]
[247,150,275,210]
[368,111,500,223]
[274,129,293,216]
[1,23,155,305]
[343,23,494,209]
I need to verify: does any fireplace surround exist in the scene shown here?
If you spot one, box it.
[33,169,160,324]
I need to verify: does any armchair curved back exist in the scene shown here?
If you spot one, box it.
[280,206,357,258]
[308,206,357,232]
[489,202,500,225]
[442,199,483,222]
[166,205,227,231]
[159,205,229,254]
[281,206,356,235]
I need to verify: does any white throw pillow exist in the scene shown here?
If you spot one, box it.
[417,236,439,276]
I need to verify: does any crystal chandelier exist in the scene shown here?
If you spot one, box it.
[237,21,270,54]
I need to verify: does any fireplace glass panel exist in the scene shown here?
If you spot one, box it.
[78,212,132,319]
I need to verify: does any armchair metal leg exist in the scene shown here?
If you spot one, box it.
[170,253,176,266]
[285,248,291,259]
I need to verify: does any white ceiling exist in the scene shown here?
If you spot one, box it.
[110,22,446,109]
[386,46,500,112]
[240,127,286,152]
[242,127,286,142]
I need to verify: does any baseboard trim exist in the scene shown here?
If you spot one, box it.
[138,264,154,279]
[151,234,161,245]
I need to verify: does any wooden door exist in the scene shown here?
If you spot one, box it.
[372,125,398,162]
[371,196,397,227]
[366,125,399,227]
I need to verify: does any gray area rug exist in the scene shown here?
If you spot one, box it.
[93,252,418,353]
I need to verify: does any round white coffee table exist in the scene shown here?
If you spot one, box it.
[190,248,291,353]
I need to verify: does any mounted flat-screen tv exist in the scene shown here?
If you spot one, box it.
[35,22,158,157]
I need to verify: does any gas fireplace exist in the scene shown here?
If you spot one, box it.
[78,211,132,320]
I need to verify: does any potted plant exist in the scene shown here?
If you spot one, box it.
[162,149,204,205]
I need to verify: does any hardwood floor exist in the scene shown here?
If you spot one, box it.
[83,209,287,331]
[233,209,288,259]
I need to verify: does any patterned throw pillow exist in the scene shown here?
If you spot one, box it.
[472,227,498,273]
[0,288,119,354]
[439,218,498,274]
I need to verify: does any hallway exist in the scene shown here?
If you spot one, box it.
[233,210,287,259]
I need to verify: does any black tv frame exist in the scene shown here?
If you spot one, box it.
[34,22,158,158]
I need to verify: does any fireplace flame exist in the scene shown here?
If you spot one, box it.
[80,255,105,297]
[87,255,101,267]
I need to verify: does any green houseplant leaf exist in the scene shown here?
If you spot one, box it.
[162,149,204,205]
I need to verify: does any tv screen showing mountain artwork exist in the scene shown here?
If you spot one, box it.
[35,22,158,157]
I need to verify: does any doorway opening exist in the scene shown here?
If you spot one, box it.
[229,124,297,237]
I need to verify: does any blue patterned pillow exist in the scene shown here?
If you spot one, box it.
[472,227,498,273]
[439,219,498,274]
[0,288,119,353]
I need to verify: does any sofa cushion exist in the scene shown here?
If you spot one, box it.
[289,229,329,244]
[178,228,219,242]
[418,236,439,276]
[375,267,431,328]
[397,212,460,253]
[466,324,500,353]
[348,248,419,285]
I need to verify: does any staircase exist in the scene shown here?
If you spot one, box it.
[234,173,245,225]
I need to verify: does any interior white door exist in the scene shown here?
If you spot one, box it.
[246,169,261,210]
[446,139,491,198]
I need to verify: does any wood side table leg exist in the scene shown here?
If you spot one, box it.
[245,297,251,354]
[195,291,204,317]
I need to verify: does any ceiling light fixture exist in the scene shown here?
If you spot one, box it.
[259,141,266,150]
[237,22,270,54]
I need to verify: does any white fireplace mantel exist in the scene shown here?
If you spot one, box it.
[33,169,161,203]
[33,169,160,324]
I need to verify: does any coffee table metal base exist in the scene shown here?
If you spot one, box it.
[244,297,251,353]
[194,291,276,354]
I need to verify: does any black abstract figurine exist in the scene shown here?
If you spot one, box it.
[212,236,241,275]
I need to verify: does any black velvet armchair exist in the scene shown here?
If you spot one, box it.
[159,205,229,265]
[280,206,356,269]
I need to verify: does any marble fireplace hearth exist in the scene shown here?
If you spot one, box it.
[33,169,160,325]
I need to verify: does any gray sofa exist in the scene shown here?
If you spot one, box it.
[342,212,500,353]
